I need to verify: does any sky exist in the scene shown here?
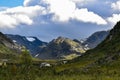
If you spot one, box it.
[0,0,120,42]
[0,0,24,7]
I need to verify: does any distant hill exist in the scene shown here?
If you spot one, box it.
[0,32,19,60]
[83,30,109,49]
[37,37,86,60]
[6,34,47,55]
[5,30,109,60]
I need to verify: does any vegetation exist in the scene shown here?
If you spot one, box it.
[1,22,120,80]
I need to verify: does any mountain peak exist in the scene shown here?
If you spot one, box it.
[110,21,120,36]
[52,36,67,44]
[83,30,109,48]
[38,37,86,59]
[6,34,48,55]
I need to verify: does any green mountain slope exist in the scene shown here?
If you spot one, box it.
[55,21,120,74]
[0,32,19,61]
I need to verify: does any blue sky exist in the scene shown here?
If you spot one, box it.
[0,0,24,7]
[0,0,120,42]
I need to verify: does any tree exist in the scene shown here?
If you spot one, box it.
[20,49,32,66]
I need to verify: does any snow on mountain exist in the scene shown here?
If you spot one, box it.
[26,37,36,42]
[6,34,48,55]
[35,54,39,57]
[13,40,17,43]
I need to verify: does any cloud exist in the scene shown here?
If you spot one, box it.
[0,0,107,29]
[111,0,120,11]
[24,0,31,6]
[24,0,95,7]
[0,5,46,28]
[43,0,107,25]
[73,8,107,25]
[72,0,95,6]
[72,0,95,2]
[24,0,41,6]
[0,0,112,42]
[0,7,8,11]
[43,0,76,22]
[109,0,120,24]
[107,14,120,24]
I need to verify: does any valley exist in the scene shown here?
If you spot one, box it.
[0,0,120,80]
[0,21,119,80]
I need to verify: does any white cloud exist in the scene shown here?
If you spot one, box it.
[0,0,107,29]
[24,0,41,6]
[0,7,8,11]
[0,5,46,28]
[0,13,17,28]
[111,0,120,11]
[24,0,31,6]
[72,0,95,6]
[24,0,95,7]
[44,0,76,22]
[107,14,120,24]
[71,0,95,2]
[74,8,107,25]
[71,0,84,2]
[43,0,107,25]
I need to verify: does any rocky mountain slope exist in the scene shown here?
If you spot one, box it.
[37,37,86,59]
[0,32,19,60]
[83,30,109,49]
[56,21,120,74]
[6,34,47,55]
[6,30,109,59]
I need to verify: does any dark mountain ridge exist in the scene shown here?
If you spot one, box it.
[83,30,109,49]
[6,34,47,55]
[56,21,120,75]
[0,32,19,60]
[37,36,86,59]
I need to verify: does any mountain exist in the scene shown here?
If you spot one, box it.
[0,32,14,48]
[37,36,86,59]
[0,32,19,60]
[73,21,120,74]
[6,34,47,55]
[83,30,109,49]
[56,21,120,75]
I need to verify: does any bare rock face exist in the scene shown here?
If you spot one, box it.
[6,34,47,55]
[38,36,86,60]
[83,31,109,49]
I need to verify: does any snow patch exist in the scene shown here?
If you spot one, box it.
[35,54,39,57]
[26,37,35,42]
[85,44,88,47]
[13,40,17,43]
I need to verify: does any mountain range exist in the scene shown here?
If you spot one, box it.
[0,20,120,80]
[56,21,120,75]
[0,21,120,80]
[4,30,109,59]
[6,34,47,56]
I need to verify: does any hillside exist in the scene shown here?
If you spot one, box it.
[6,34,47,56]
[0,32,19,61]
[38,37,86,59]
[55,21,120,76]
[83,30,109,49]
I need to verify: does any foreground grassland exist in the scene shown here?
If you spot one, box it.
[1,60,120,80]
